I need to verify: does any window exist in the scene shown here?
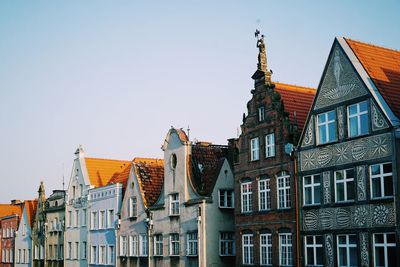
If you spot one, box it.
[337,235,358,267]
[90,246,97,264]
[34,244,39,260]
[370,163,393,199]
[219,189,234,208]
[120,236,127,256]
[68,211,72,227]
[303,174,321,205]
[170,234,180,256]
[107,209,114,228]
[241,182,253,213]
[242,234,254,265]
[250,137,260,161]
[304,235,323,266]
[169,194,180,216]
[67,242,72,259]
[91,211,98,230]
[80,184,83,197]
[260,233,272,265]
[259,179,271,211]
[75,210,79,227]
[154,234,163,256]
[186,232,198,256]
[265,133,275,158]
[74,242,79,259]
[129,197,137,218]
[317,110,336,144]
[59,245,63,260]
[72,185,76,199]
[49,245,53,260]
[335,169,355,202]
[277,172,291,209]
[82,209,86,226]
[99,210,106,229]
[373,233,396,267]
[348,101,368,137]
[107,246,114,265]
[279,233,292,266]
[129,235,138,256]
[219,232,235,256]
[139,234,148,256]
[54,244,58,259]
[99,246,106,264]
[258,106,265,122]
[82,242,87,259]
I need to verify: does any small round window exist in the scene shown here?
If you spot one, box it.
[170,154,177,170]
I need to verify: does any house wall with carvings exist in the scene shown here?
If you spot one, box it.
[297,39,398,267]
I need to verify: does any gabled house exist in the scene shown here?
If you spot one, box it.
[87,160,131,267]
[32,182,46,267]
[15,200,38,267]
[0,200,24,266]
[297,37,400,267]
[64,146,130,267]
[233,33,316,266]
[117,158,164,267]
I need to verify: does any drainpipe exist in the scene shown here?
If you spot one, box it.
[145,210,153,267]
[293,149,300,266]
[197,200,206,267]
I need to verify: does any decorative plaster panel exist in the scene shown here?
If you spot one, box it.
[357,166,366,201]
[300,133,392,171]
[371,101,389,131]
[314,44,368,110]
[337,106,345,140]
[301,116,314,147]
[323,171,331,204]
[303,203,395,231]
[325,234,334,267]
[360,232,369,267]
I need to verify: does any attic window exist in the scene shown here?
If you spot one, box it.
[170,154,177,170]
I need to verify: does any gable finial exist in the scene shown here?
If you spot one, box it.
[255,29,267,73]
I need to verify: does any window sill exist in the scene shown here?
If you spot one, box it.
[303,204,321,208]
[186,254,198,257]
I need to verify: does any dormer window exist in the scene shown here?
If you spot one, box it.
[258,106,265,122]
[348,101,369,137]
[218,189,234,208]
[317,110,337,144]
[170,154,177,170]
[128,197,137,218]
[169,194,180,216]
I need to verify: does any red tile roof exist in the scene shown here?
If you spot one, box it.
[0,204,23,220]
[345,38,400,119]
[189,142,229,196]
[85,158,131,188]
[274,82,316,131]
[24,200,38,228]
[108,162,132,189]
[133,158,164,208]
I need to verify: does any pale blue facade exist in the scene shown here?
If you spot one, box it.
[88,183,124,266]
[15,204,33,267]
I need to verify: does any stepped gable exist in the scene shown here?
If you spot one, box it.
[274,82,316,132]
[133,158,164,208]
[189,142,229,196]
[345,38,400,119]
[85,157,131,188]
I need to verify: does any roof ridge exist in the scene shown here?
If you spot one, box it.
[133,157,163,162]
[85,157,130,163]
[344,37,400,53]
[274,82,316,92]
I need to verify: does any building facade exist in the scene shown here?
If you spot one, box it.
[233,33,315,266]
[45,190,66,267]
[32,182,46,267]
[297,37,400,267]
[15,200,38,267]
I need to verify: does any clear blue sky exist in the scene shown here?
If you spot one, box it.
[0,1,399,202]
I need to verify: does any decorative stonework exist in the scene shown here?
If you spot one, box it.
[371,102,389,131]
[357,166,366,201]
[301,116,314,147]
[323,171,331,204]
[337,106,345,140]
[300,133,392,171]
[314,44,368,110]
[360,233,369,267]
[325,234,334,267]
[303,203,395,231]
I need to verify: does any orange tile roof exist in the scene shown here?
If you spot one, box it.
[345,38,400,119]
[176,129,189,142]
[85,157,131,188]
[108,162,132,189]
[133,158,164,208]
[274,82,316,131]
[24,200,38,228]
[0,204,23,220]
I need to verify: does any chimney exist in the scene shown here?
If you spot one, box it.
[11,199,21,205]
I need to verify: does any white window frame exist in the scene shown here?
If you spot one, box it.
[99,245,106,264]
[334,169,355,202]
[373,233,396,267]
[242,234,254,265]
[370,163,393,199]
[218,189,234,208]
[279,233,293,266]
[169,193,180,216]
[99,210,106,229]
[250,137,260,161]
[90,246,97,264]
[347,101,369,137]
[91,211,98,230]
[107,245,114,265]
[74,242,79,259]
[74,210,79,227]
[303,174,321,206]
[129,197,137,218]
[258,106,265,122]
[265,133,275,158]
[186,232,198,256]
[169,234,180,256]
[317,110,337,144]
[120,236,127,256]
[129,235,138,256]
[139,234,148,256]
[107,209,114,228]
[219,232,235,256]
[337,234,358,267]
[259,179,271,211]
[277,172,291,209]
[68,211,72,228]
[154,234,163,256]
[304,235,323,266]
[241,182,252,213]
[260,233,272,266]
[82,241,87,259]
[67,242,72,259]
[82,209,86,226]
